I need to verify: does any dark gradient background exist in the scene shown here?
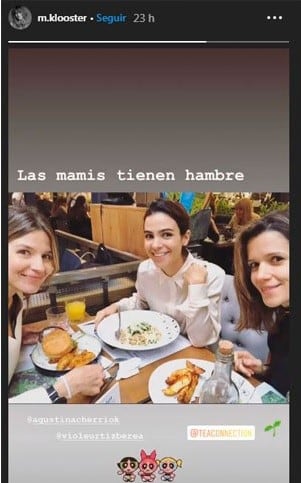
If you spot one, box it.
[8,46,289,192]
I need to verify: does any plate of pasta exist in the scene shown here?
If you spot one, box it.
[96,310,180,351]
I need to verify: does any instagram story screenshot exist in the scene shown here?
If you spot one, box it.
[1,1,300,482]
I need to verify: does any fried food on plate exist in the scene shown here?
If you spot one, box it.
[162,360,205,403]
[68,350,96,369]
[56,349,96,370]
[41,328,96,370]
[177,373,199,404]
[163,373,192,396]
[165,368,193,385]
[42,329,75,363]
[186,359,205,375]
[56,350,76,371]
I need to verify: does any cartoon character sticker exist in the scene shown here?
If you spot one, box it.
[157,457,183,481]
[117,457,139,482]
[117,451,183,482]
[138,450,158,482]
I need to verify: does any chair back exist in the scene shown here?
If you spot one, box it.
[220,274,269,361]
[94,243,113,265]
[189,208,212,243]
[60,249,83,271]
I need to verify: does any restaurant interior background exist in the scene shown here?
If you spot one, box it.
[8,191,289,325]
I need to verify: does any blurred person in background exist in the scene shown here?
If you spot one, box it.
[67,194,92,239]
[206,193,220,243]
[50,195,69,231]
[11,192,25,207]
[228,197,260,236]
[35,193,53,219]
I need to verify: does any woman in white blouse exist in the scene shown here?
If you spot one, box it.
[8,205,104,403]
[95,199,225,348]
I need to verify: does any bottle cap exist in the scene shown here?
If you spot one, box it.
[218,339,234,355]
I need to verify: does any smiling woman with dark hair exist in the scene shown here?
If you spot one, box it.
[95,199,225,348]
[233,210,290,397]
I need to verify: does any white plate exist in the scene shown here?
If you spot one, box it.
[31,332,102,374]
[96,310,180,351]
[148,359,255,404]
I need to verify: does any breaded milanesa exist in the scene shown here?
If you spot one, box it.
[42,329,75,363]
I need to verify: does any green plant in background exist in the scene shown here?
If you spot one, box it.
[164,192,181,202]
[190,193,207,215]
[215,197,234,216]
[258,200,289,216]
[264,420,281,437]
[163,193,288,218]
[163,192,207,215]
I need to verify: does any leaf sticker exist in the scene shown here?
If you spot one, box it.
[264,419,282,437]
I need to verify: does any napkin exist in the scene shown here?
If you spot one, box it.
[15,344,35,373]
[9,387,53,403]
[94,383,121,404]
[99,355,113,370]
[78,321,96,336]
[116,357,141,380]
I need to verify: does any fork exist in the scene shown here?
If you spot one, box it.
[90,365,120,404]
[103,358,128,383]
[115,306,121,340]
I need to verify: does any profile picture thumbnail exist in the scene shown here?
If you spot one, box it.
[8,5,32,30]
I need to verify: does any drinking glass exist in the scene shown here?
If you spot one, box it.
[65,298,86,324]
[45,305,70,331]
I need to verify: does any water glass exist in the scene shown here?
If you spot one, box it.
[45,304,70,331]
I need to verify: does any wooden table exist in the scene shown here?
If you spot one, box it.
[20,319,260,404]
[121,346,215,403]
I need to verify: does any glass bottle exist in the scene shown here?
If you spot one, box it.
[199,339,239,403]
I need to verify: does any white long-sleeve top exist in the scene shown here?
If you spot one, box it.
[118,252,225,347]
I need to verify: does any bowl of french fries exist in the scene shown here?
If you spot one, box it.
[148,359,207,404]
